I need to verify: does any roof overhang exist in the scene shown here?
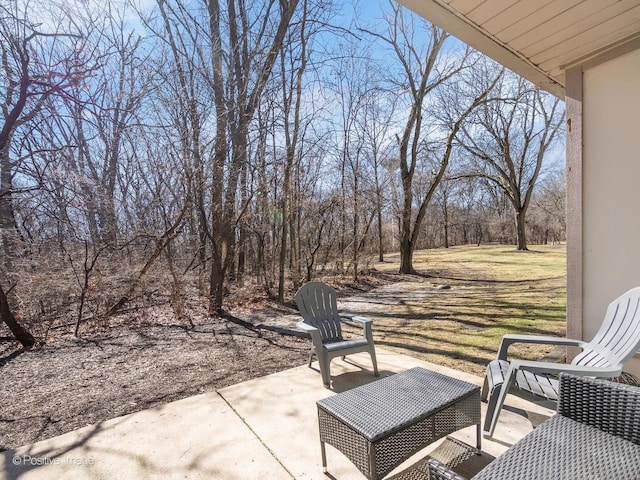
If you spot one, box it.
[396,0,640,99]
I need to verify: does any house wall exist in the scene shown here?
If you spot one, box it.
[574,46,640,376]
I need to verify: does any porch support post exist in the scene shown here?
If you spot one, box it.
[565,65,583,360]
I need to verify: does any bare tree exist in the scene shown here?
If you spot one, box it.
[361,88,397,262]
[60,9,150,247]
[277,0,310,301]
[0,1,91,345]
[530,170,566,244]
[151,0,212,281]
[145,0,300,312]
[459,75,563,250]
[0,3,85,260]
[365,3,501,273]
[209,0,300,313]
[432,177,454,248]
[0,0,568,349]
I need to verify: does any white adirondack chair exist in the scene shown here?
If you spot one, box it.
[294,281,379,388]
[482,286,640,437]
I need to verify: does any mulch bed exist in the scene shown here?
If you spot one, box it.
[0,303,309,452]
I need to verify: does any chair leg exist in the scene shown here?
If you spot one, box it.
[317,350,331,388]
[482,383,502,437]
[481,373,490,402]
[484,368,517,437]
[369,347,379,377]
[307,348,315,368]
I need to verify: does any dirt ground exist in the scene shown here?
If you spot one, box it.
[0,274,394,452]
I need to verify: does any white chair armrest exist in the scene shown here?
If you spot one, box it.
[509,359,622,378]
[497,334,587,360]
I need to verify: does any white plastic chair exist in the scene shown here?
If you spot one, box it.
[482,286,640,437]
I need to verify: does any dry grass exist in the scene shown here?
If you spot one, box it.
[341,244,567,376]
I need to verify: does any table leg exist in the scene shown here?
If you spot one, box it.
[320,440,327,473]
[476,423,482,452]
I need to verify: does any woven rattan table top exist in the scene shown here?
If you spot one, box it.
[316,367,479,442]
[473,414,640,479]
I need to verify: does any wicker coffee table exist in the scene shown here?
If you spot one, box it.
[316,367,481,480]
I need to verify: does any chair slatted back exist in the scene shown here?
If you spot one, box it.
[295,281,343,343]
[573,287,640,369]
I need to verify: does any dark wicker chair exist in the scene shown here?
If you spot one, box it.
[428,373,640,480]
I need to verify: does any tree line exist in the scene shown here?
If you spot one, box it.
[0,0,564,345]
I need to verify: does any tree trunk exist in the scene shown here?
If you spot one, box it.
[352,172,359,282]
[0,158,21,263]
[290,174,300,291]
[377,205,384,262]
[515,209,528,251]
[0,74,28,263]
[443,199,449,248]
[207,0,228,314]
[208,0,299,313]
[399,238,414,274]
[237,160,249,282]
[444,222,449,248]
[399,180,414,274]
[278,1,307,298]
[374,160,384,262]
[278,177,290,302]
[0,283,36,347]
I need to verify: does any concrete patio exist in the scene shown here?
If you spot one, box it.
[1,348,554,480]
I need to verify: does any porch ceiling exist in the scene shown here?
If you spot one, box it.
[396,0,640,98]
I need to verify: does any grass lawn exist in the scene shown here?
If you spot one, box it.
[360,244,567,376]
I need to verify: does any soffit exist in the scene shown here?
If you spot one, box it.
[396,0,640,98]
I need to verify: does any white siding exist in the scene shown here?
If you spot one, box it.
[583,47,640,375]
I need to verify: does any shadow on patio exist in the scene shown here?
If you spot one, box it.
[1,349,554,480]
